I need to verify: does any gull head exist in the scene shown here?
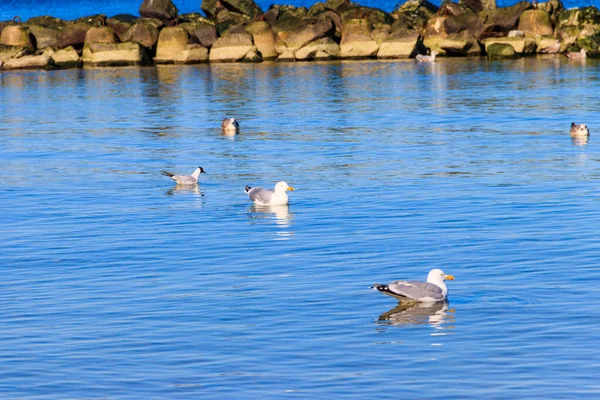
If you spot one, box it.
[198,166,207,174]
[571,122,590,137]
[427,268,454,285]
[275,181,294,193]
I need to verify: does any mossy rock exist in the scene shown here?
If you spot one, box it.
[487,42,516,58]
[341,7,391,25]
[576,35,600,52]
[556,6,600,29]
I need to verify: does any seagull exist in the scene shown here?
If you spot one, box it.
[221,117,240,134]
[540,39,560,54]
[371,268,454,303]
[570,122,590,137]
[416,51,438,63]
[161,166,206,185]
[565,48,587,59]
[245,181,294,206]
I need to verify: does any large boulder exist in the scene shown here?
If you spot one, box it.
[219,0,263,18]
[106,14,137,42]
[555,6,600,51]
[0,24,34,47]
[284,18,334,51]
[58,22,93,49]
[209,32,260,62]
[215,9,251,36]
[46,46,80,68]
[125,20,161,48]
[440,32,481,55]
[536,0,564,26]
[84,26,117,46]
[340,18,379,58]
[484,36,536,54]
[390,0,437,32]
[459,0,497,13]
[28,25,60,49]
[341,6,391,25]
[486,42,516,58]
[295,37,340,60]
[245,21,278,60]
[179,13,217,47]
[201,0,224,19]
[477,2,533,39]
[517,10,553,37]
[139,0,178,21]
[3,53,53,70]
[155,26,209,63]
[377,31,422,58]
[82,42,150,66]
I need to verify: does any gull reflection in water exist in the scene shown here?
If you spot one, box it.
[572,136,589,146]
[247,205,293,238]
[377,301,454,329]
[166,184,204,207]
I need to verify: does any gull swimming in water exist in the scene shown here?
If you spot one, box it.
[565,48,587,59]
[371,268,454,303]
[161,166,206,185]
[221,117,240,134]
[416,51,438,63]
[245,181,294,206]
[570,122,590,137]
[540,39,560,54]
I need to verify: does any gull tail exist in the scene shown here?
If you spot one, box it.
[245,185,252,193]
[161,171,174,178]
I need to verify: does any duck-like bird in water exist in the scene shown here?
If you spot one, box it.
[416,51,438,63]
[161,166,206,185]
[245,181,294,206]
[540,39,560,54]
[221,117,240,134]
[371,269,454,303]
[565,48,587,59]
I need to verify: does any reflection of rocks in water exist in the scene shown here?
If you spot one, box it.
[378,301,453,327]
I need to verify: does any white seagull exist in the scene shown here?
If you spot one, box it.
[371,268,455,303]
[416,51,438,63]
[245,181,294,206]
[162,166,206,185]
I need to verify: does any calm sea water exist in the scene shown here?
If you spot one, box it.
[0,0,598,21]
[2,58,600,398]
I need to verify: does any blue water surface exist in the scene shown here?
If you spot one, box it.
[2,57,600,398]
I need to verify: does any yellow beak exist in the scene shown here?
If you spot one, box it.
[287,187,295,191]
[445,275,455,281]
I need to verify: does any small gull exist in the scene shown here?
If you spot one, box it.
[371,268,454,303]
[565,48,586,59]
[221,117,240,134]
[162,166,206,185]
[416,51,438,63]
[245,181,294,206]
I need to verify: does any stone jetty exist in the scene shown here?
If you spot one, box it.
[0,0,598,71]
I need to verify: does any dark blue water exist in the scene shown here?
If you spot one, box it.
[2,58,600,398]
[0,0,597,21]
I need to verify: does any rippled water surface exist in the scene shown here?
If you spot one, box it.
[2,58,600,398]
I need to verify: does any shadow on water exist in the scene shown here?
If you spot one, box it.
[377,301,454,328]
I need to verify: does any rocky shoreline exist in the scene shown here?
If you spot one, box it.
[0,0,598,71]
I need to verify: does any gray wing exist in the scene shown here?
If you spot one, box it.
[173,174,197,184]
[387,280,444,301]
[248,187,273,204]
